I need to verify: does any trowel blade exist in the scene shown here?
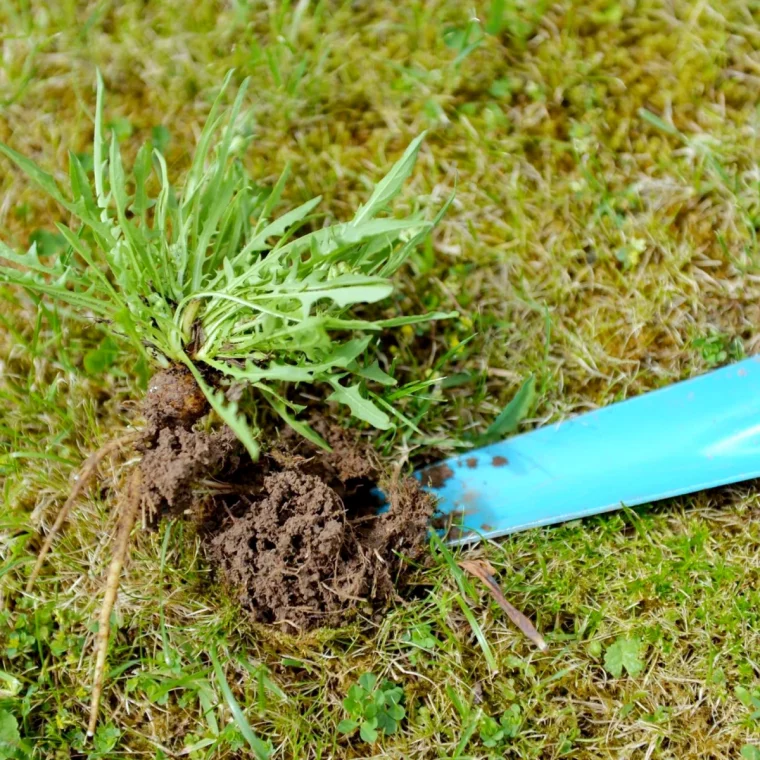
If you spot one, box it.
[415,357,760,545]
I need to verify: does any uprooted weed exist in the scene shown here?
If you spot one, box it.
[0,73,450,736]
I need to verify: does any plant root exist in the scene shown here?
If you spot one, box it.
[25,431,141,594]
[87,465,143,737]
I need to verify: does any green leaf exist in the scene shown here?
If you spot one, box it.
[184,69,236,200]
[351,132,426,225]
[93,724,121,754]
[358,673,378,692]
[28,229,66,257]
[604,637,645,678]
[209,645,271,760]
[473,374,535,446]
[337,719,358,734]
[356,361,396,386]
[0,710,20,745]
[736,686,754,708]
[0,709,27,758]
[741,746,760,760]
[0,142,73,211]
[328,383,391,430]
[151,125,171,154]
[359,720,379,744]
[260,391,331,451]
[132,142,153,217]
[68,151,97,216]
[83,336,119,375]
[182,357,260,461]
[254,162,290,234]
[93,69,108,206]
[321,312,447,333]
[244,196,322,252]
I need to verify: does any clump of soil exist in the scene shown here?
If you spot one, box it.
[138,366,238,518]
[136,369,436,630]
[208,426,436,630]
[143,365,209,434]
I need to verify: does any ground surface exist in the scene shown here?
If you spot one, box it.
[1,1,760,757]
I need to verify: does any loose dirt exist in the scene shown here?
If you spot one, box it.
[138,366,238,518]
[136,369,436,630]
[208,425,436,630]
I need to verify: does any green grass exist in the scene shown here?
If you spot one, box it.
[1,0,760,757]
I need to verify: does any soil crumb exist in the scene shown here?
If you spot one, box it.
[465,457,478,469]
[141,425,238,516]
[144,366,209,434]
[492,455,509,467]
[208,426,436,630]
[420,463,454,489]
[138,367,237,519]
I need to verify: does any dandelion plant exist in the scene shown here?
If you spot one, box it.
[0,71,452,733]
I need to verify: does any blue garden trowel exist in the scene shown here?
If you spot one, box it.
[416,356,760,545]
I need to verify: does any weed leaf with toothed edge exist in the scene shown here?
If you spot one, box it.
[0,73,452,458]
[328,382,392,430]
[351,132,426,225]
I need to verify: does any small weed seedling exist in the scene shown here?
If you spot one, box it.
[604,636,645,678]
[478,704,522,748]
[0,71,451,734]
[338,673,406,743]
[692,331,744,367]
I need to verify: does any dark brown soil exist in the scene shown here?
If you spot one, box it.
[141,425,239,516]
[208,425,436,630]
[137,368,436,630]
[143,365,209,434]
[138,366,238,518]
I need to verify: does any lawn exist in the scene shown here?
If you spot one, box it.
[1,0,760,757]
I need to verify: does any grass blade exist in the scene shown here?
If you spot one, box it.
[209,645,271,760]
[430,532,499,674]
[473,374,535,447]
